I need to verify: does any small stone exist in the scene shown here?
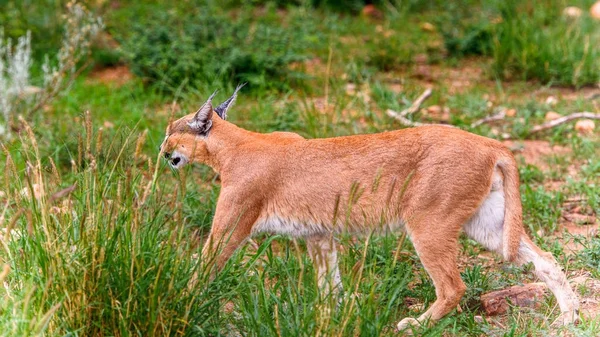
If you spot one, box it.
[224,301,235,314]
[420,22,435,32]
[427,105,442,114]
[591,1,600,20]
[362,4,383,19]
[345,83,357,96]
[481,283,548,316]
[575,119,595,135]
[545,96,558,106]
[103,121,115,129]
[545,111,561,121]
[474,315,484,324]
[505,108,517,117]
[563,6,583,19]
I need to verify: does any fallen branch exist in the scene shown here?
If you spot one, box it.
[386,109,457,128]
[387,88,432,127]
[387,88,458,128]
[471,109,506,128]
[398,88,432,117]
[529,112,600,134]
[386,109,427,127]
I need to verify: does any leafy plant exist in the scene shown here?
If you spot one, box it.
[490,0,600,87]
[117,8,307,92]
[436,4,495,57]
[0,1,102,138]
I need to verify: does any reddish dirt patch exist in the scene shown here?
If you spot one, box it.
[88,65,133,86]
[410,59,487,94]
[502,140,571,171]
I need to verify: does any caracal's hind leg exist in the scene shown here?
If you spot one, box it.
[463,176,580,325]
[516,236,580,325]
[397,218,466,332]
[306,234,343,297]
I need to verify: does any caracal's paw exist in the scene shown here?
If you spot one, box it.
[396,317,420,334]
[553,309,581,327]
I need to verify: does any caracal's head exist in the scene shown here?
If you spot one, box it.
[160,84,244,169]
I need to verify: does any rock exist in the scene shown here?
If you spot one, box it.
[224,301,235,314]
[563,6,583,19]
[505,108,517,117]
[103,121,115,129]
[474,315,484,324]
[591,1,600,20]
[345,83,357,96]
[575,119,595,135]
[362,4,383,19]
[481,283,548,316]
[545,96,558,106]
[420,22,436,32]
[545,111,561,121]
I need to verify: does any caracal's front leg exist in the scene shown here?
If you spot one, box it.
[306,234,343,297]
[190,190,261,288]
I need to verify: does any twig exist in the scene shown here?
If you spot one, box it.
[386,88,432,126]
[564,196,587,204]
[471,109,506,128]
[529,112,600,134]
[399,88,432,117]
[386,109,457,128]
[387,88,456,128]
[386,109,427,127]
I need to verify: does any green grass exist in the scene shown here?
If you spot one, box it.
[1,0,600,336]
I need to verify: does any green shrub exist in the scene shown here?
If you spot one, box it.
[490,0,600,87]
[117,9,307,92]
[0,0,66,59]
[436,3,495,58]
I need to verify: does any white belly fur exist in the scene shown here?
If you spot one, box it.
[462,170,505,253]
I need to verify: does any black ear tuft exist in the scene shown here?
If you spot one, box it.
[214,83,246,120]
[188,91,217,135]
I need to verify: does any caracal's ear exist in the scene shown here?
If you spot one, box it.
[188,91,218,135]
[214,83,246,120]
